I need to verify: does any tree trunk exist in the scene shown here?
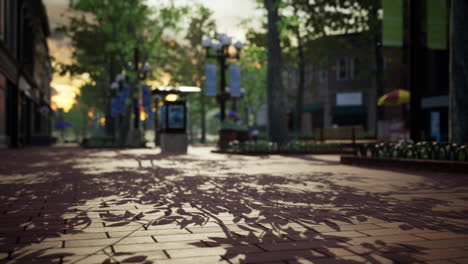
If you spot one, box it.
[370,1,384,137]
[449,0,468,144]
[407,0,426,142]
[264,0,288,146]
[293,18,305,133]
[200,93,206,143]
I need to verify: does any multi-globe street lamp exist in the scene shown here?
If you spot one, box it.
[202,33,243,122]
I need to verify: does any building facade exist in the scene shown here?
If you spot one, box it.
[0,0,52,148]
[284,33,382,136]
[285,31,448,141]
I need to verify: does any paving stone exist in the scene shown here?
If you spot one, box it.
[401,238,468,249]
[452,258,468,264]
[344,234,426,246]
[225,249,325,263]
[19,232,108,243]
[155,232,233,242]
[65,236,153,247]
[387,248,468,262]
[108,228,190,238]
[415,232,468,240]
[113,240,206,253]
[359,227,438,236]
[147,255,229,264]
[61,254,117,264]
[166,245,262,258]
[257,240,348,252]
[287,254,394,264]
[2,147,468,264]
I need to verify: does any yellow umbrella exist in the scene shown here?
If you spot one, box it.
[377,89,410,106]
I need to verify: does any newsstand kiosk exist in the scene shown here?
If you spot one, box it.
[159,100,188,153]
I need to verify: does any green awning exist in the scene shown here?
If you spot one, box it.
[330,105,367,116]
[303,103,323,113]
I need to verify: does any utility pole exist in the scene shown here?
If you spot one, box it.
[134,47,140,130]
[371,1,384,137]
[218,48,227,122]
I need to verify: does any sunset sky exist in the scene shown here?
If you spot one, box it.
[43,0,262,112]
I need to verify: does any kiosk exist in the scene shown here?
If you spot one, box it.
[159,100,187,153]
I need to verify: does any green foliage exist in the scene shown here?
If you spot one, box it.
[175,4,218,141]
[61,103,87,140]
[220,120,248,131]
[58,0,189,140]
[240,45,267,125]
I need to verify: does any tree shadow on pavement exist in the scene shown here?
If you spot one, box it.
[0,147,467,263]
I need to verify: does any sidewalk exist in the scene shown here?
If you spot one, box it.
[0,146,467,264]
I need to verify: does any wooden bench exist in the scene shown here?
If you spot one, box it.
[314,126,364,144]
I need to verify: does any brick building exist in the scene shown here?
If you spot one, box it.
[0,0,53,148]
[284,31,448,141]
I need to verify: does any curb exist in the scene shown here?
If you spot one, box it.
[340,155,468,174]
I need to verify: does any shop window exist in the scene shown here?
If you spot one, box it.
[336,57,349,81]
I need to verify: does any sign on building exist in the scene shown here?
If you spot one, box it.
[336,92,363,106]
[383,0,448,50]
[383,0,403,47]
[427,0,447,50]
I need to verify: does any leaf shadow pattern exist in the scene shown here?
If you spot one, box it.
[0,147,467,263]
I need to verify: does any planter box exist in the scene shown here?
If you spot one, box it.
[218,129,239,150]
[212,149,349,156]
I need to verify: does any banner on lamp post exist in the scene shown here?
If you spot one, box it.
[229,64,241,98]
[204,63,217,97]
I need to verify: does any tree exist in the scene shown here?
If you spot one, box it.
[58,0,187,145]
[449,0,468,144]
[264,0,288,146]
[184,5,217,143]
[240,44,267,126]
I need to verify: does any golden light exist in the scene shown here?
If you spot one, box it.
[87,111,94,118]
[140,111,147,121]
[99,117,106,126]
[50,71,91,112]
[228,46,237,57]
[164,94,179,102]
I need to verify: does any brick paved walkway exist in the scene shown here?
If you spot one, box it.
[0,146,467,264]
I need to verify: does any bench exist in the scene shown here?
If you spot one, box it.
[314,126,364,144]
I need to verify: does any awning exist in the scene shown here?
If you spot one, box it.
[303,103,323,113]
[330,105,367,116]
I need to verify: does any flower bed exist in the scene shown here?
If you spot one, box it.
[356,141,467,162]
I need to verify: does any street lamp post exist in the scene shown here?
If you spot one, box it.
[202,34,243,123]
[134,62,152,130]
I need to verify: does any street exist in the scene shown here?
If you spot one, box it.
[0,147,467,264]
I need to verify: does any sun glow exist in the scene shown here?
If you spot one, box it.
[50,72,90,112]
